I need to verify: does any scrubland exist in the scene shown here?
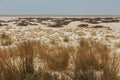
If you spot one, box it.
[0,17,120,80]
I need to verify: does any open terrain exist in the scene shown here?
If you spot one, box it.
[0,16,119,80]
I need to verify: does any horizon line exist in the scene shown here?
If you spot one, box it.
[0,14,120,17]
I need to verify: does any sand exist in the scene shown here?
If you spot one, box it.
[0,16,120,49]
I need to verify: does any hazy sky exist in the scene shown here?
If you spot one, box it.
[0,0,120,15]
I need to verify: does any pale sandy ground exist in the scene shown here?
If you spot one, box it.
[1,17,120,30]
[90,23,120,31]
[0,17,120,47]
[0,17,120,48]
[64,21,120,31]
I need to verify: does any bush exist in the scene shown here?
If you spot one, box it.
[17,20,28,26]
[77,24,89,28]
[0,32,12,46]
[0,23,3,26]
[63,36,69,42]
[92,25,104,28]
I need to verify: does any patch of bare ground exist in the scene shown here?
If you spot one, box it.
[17,20,29,26]
[48,18,72,28]
[0,22,9,26]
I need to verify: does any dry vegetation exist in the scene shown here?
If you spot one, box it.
[0,39,119,80]
[0,32,12,46]
[0,17,120,80]
[77,24,89,28]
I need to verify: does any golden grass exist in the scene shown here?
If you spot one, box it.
[69,39,120,80]
[91,31,97,36]
[0,32,12,46]
[0,39,119,80]
[63,36,69,42]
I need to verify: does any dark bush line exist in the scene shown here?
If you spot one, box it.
[77,24,89,28]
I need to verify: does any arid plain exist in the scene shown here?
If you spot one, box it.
[0,16,119,80]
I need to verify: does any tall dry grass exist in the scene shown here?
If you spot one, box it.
[0,32,12,46]
[68,39,120,80]
[0,39,119,80]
